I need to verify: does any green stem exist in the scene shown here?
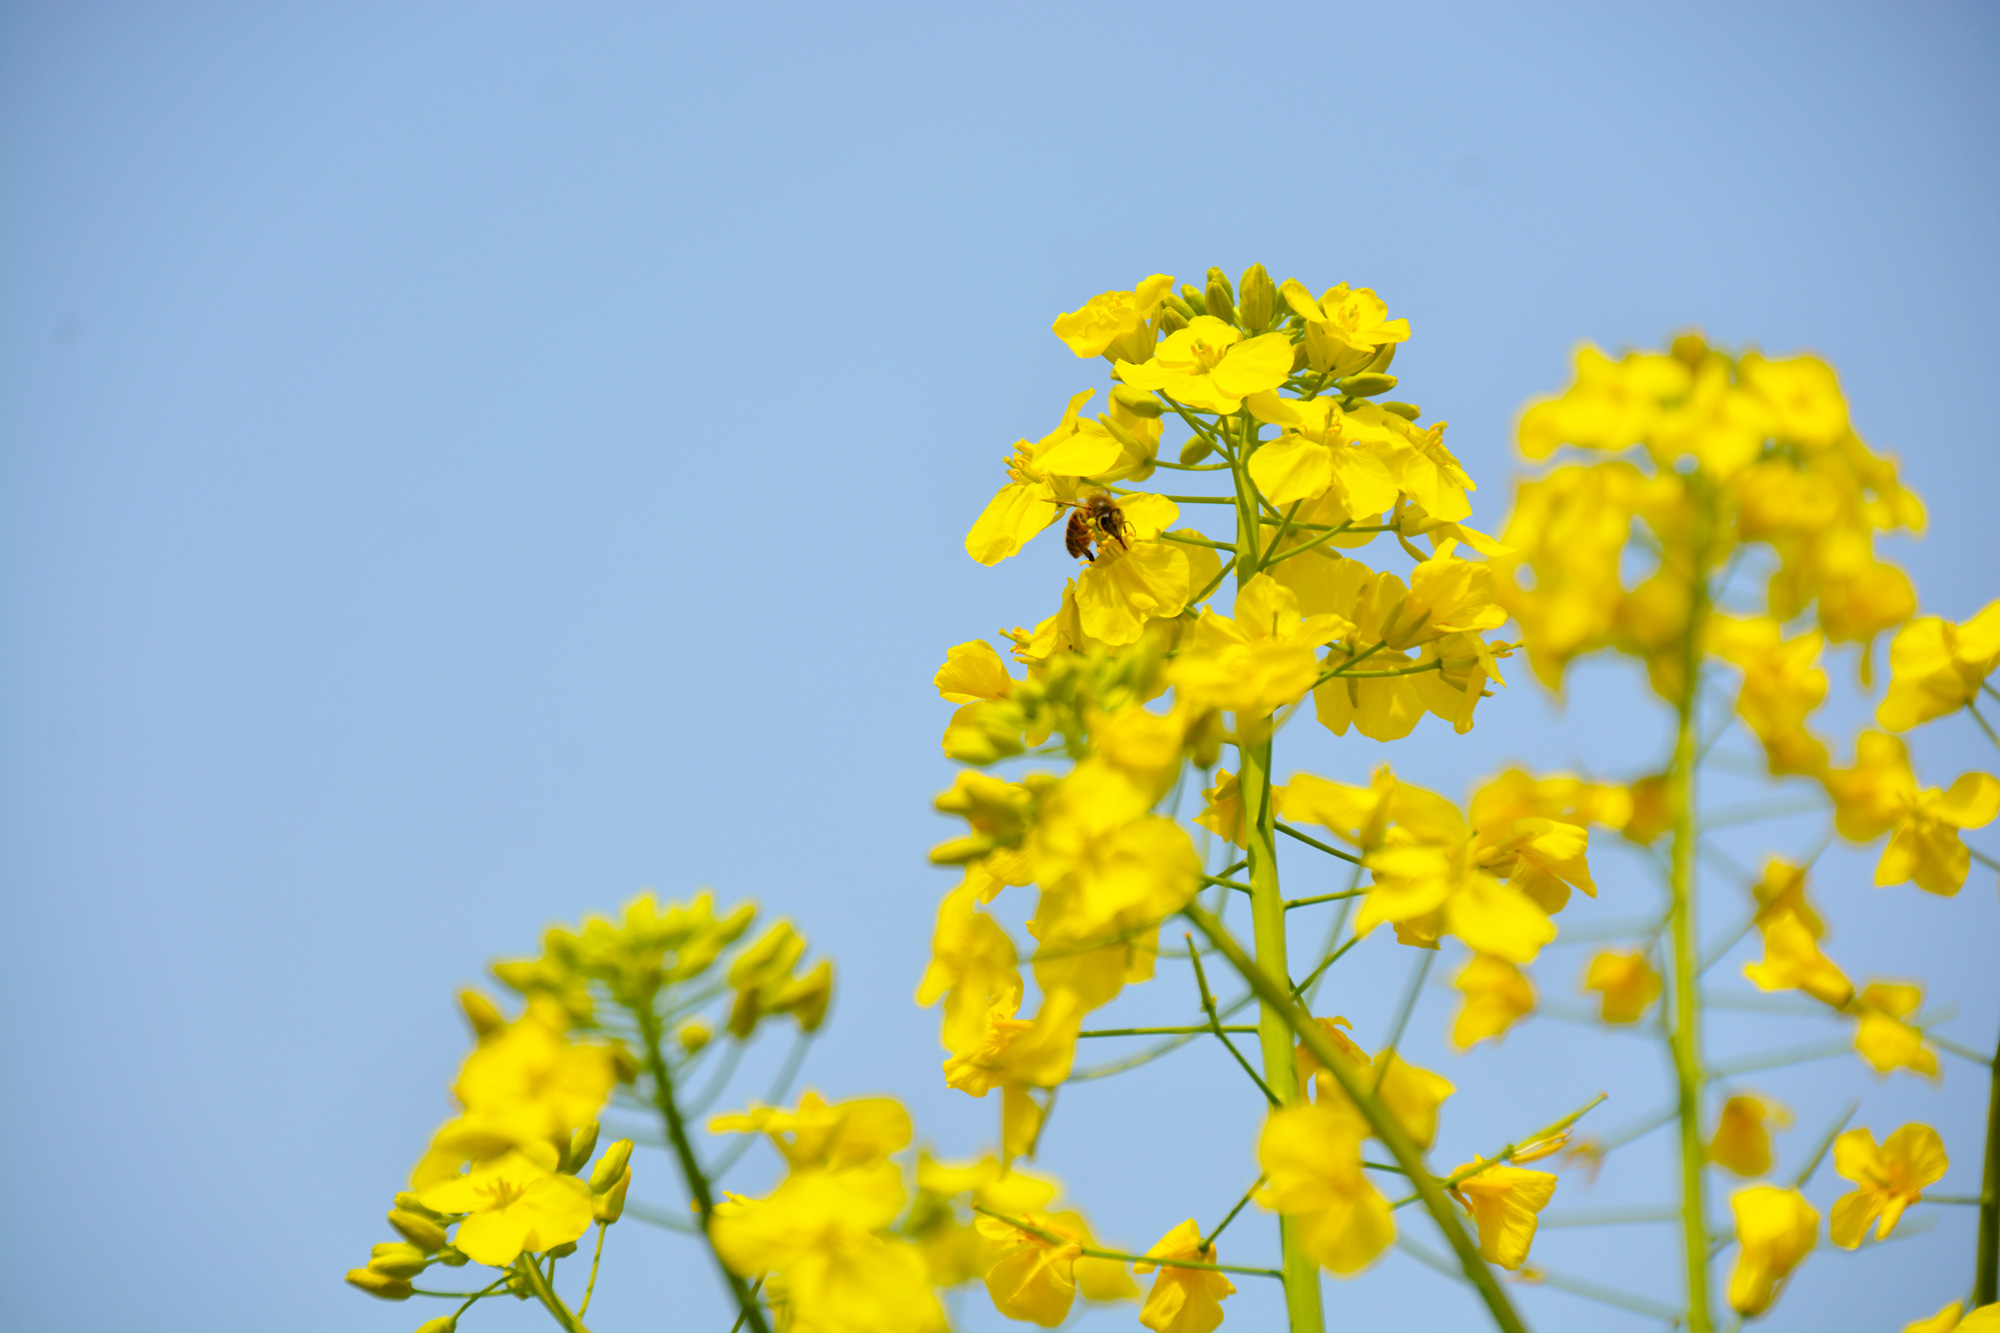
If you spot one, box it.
[1231,428,1323,1333]
[971,1205,1282,1279]
[514,1255,590,1333]
[1185,902,1530,1333]
[1274,821,1363,866]
[633,1006,771,1333]
[1203,1176,1265,1248]
[577,1222,606,1318]
[1667,505,1716,1333]
[1977,1023,2000,1304]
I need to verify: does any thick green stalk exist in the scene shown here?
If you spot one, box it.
[1977,1024,2000,1304]
[1667,510,1715,1333]
[634,1007,772,1333]
[1184,903,1530,1333]
[1231,414,1324,1333]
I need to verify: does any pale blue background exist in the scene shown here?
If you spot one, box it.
[3,3,1997,1330]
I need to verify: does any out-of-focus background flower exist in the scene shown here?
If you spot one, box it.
[3,3,1995,1329]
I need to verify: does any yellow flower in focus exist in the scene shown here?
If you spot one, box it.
[1053,275,1175,362]
[1451,954,1535,1048]
[1134,1219,1235,1333]
[1242,390,1400,517]
[935,639,1017,705]
[1708,1094,1792,1177]
[1726,1185,1818,1317]
[1114,316,1294,415]
[1070,497,1195,646]
[709,1090,912,1171]
[1170,574,1351,718]
[965,391,1094,566]
[975,1211,1090,1327]
[712,1164,944,1333]
[1829,1123,1947,1247]
[1581,950,1660,1024]
[413,1150,593,1267]
[1280,280,1410,378]
[1256,1096,1395,1274]
[1851,981,1939,1079]
[1449,1160,1556,1270]
[1823,731,2000,895]
[1878,602,2000,731]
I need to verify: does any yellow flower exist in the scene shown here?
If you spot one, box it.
[1516,345,1690,458]
[1710,617,1830,777]
[711,1164,944,1333]
[1242,390,1400,516]
[1906,1302,2000,1333]
[1743,909,1852,1008]
[1726,1185,1818,1317]
[975,1207,1132,1326]
[1823,731,2000,895]
[1193,769,1288,849]
[934,639,1017,705]
[1829,1123,1947,1247]
[1739,352,1850,450]
[413,1150,594,1267]
[1707,1094,1792,1177]
[708,1091,912,1171]
[1582,950,1661,1024]
[1449,1160,1557,1270]
[1878,601,2000,731]
[964,391,1094,566]
[1851,981,1939,1079]
[1053,275,1175,362]
[1070,497,1195,646]
[1169,573,1351,718]
[1451,954,1535,1048]
[1134,1219,1235,1333]
[1292,1021,1455,1150]
[1114,316,1294,415]
[915,876,1022,1053]
[1256,1097,1396,1274]
[1280,280,1410,378]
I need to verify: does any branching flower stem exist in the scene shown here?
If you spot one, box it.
[969,1205,1283,1279]
[1184,901,1531,1333]
[632,1003,772,1333]
[513,1253,590,1333]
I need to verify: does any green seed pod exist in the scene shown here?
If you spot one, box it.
[590,1139,636,1193]
[346,1268,414,1301]
[386,1208,448,1252]
[1203,267,1237,325]
[1237,264,1275,330]
[1337,373,1399,398]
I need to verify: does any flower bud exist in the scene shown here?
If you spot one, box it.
[1380,401,1422,421]
[369,1243,429,1279]
[1110,385,1162,418]
[590,1139,635,1193]
[548,1240,579,1259]
[1337,373,1398,397]
[1363,341,1397,374]
[677,1018,713,1053]
[436,1247,469,1267]
[1290,340,1309,373]
[563,1121,600,1175]
[457,988,505,1038]
[414,1318,459,1333]
[1158,304,1190,334]
[1178,283,1208,317]
[386,1208,449,1252]
[392,1193,446,1222]
[1203,267,1237,325]
[775,959,834,1031]
[346,1268,414,1301]
[1237,263,1275,330]
[593,1166,632,1224]
[1179,435,1215,466]
[611,1043,642,1083]
[1671,330,1708,365]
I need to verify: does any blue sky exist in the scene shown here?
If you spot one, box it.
[3,3,1996,1330]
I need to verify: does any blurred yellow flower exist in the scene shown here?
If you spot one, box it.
[1451,954,1535,1048]
[1830,1123,1947,1247]
[1726,1185,1818,1317]
[1823,731,1999,895]
[1134,1219,1235,1333]
[1449,1160,1556,1270]
[1256,1097,1395,1274]
[1582,950,1661,1024]
[1707,1094,1791,1178]
[1878,601,2000,731]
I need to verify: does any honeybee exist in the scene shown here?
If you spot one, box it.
[1056,491,1131,562]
